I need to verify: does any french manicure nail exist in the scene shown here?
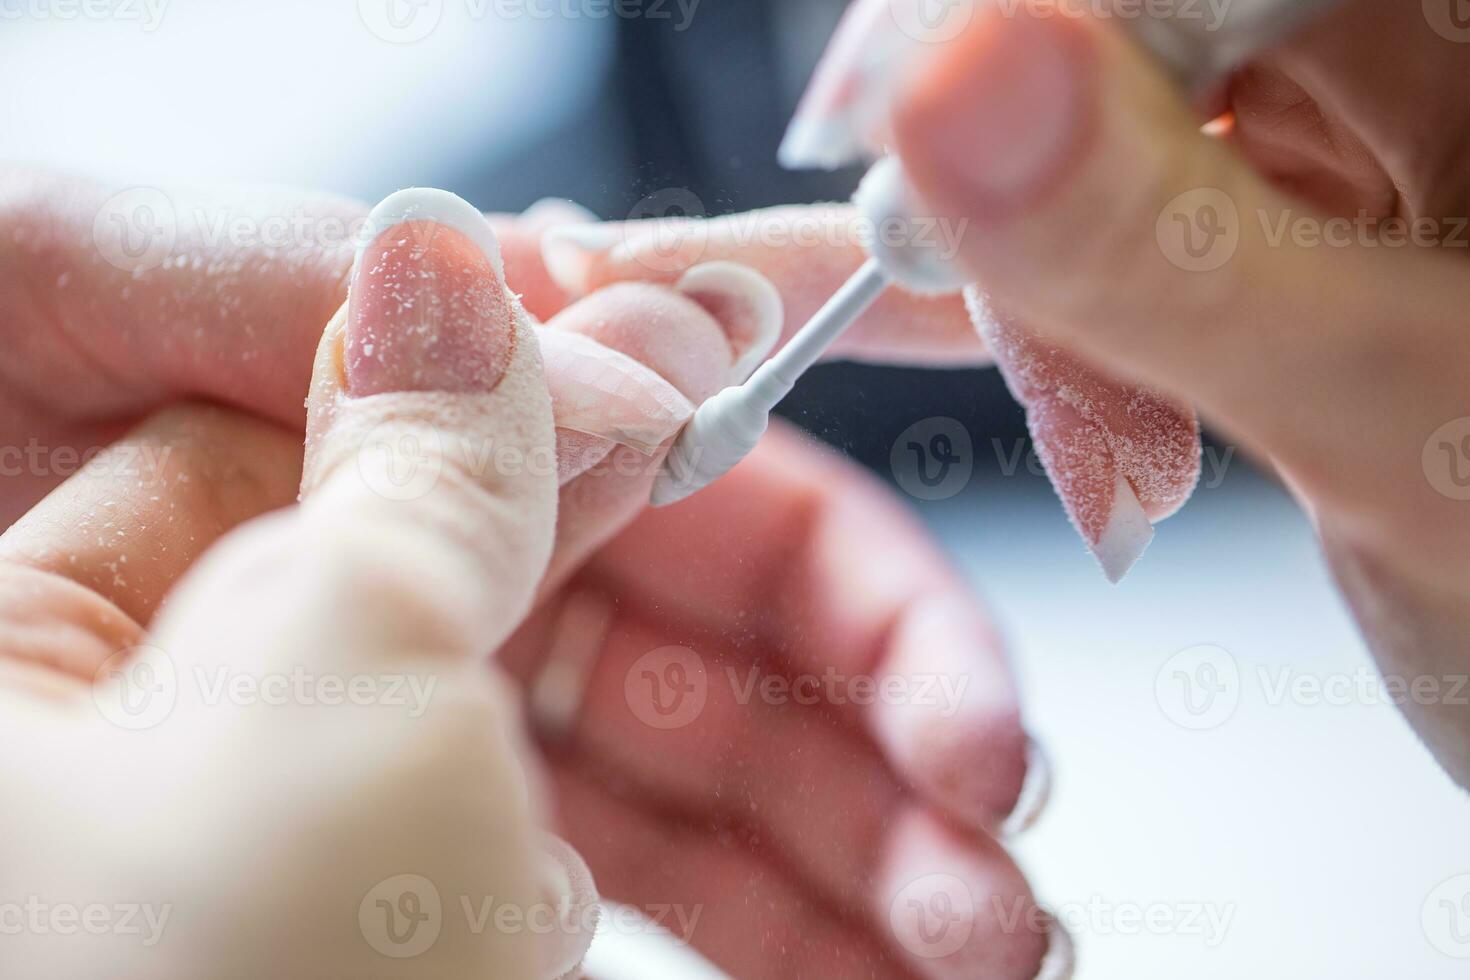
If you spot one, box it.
[521,196,598,230]
[1000,736,1052,838]
[675,262,784,384]
[541,223,623,296]
[1092,472,1154,583]
[346,188,514,398]
[780,0,909,170]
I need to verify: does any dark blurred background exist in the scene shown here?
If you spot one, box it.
[460,0,1030,476]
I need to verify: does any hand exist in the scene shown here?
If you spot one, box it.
[0,191,587,978]
[787,0,1470,782]
[0,173,1062,979]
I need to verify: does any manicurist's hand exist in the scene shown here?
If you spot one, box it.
[782,0,1470,783]
[0,172,1062,980]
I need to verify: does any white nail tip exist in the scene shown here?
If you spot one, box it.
[675,261,784,384]
[357,187,504,282]
[1092,473,1154,584]
[521,196,598,227]
[541,223,622,295]
[1035,913,1076,980]
[778,113,865,172]
[1000,737,1052,838]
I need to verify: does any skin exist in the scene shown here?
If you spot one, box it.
[0,172,1047,979]
[881,0,1470,786]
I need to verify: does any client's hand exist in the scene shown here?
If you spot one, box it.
[0,171,1060,979]
[0,191,586,978]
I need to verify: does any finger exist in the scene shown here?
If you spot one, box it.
[85,191,570,978]
[890,7,1470,577]
[552,765,916,979]
[539,205,986,365]
[0,170,586,437]
[150,188,558,681]
[505,584,1037,940]
[488,197,597,323]
[0,404,300,686]
[553,763,1048,980]
[0,168,359,431]
[971,301,1200,581]
[1273,0,1470,218]
[542,423,1035,834]
[0,405,301,627]
[541,264,779,591]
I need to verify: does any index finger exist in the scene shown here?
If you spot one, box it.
[540,204,988,365]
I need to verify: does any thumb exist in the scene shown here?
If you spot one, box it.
[892,7,1470,575]
[132,190,571,979]
[297,187,558,660]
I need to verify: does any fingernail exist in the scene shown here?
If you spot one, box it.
[896,12,1092,215]
[1035,912,1076,980]
[541,223,622,296]
[537,326,694,454]
[675,262,783,384]
[347,188,515,398]
[879,806,1049,979]
[872,591,1029,830]
[1000,736,1052,838]
[521,197,598,231]
[779,0,907,170]
[1093,472,1154,583]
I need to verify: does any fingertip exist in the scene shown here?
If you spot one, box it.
[894,8,1097,223]
[674,261,784,384]
[878,806,1049,980]
[869,591,1030,830]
